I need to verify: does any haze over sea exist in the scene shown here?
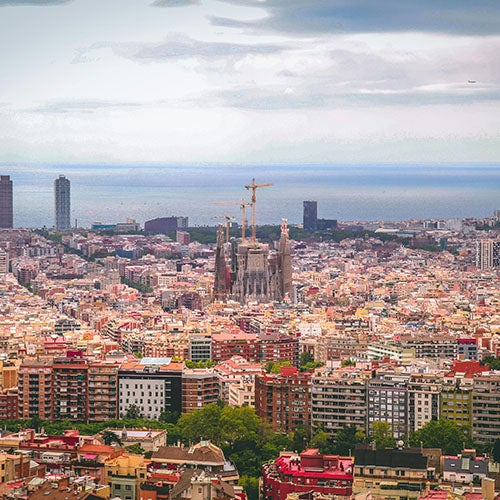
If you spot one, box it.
[6,163,500,229]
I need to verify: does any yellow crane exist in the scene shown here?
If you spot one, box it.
[214,199,252,242]
[245,178,273,245]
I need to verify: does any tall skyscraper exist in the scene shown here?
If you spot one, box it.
[303,200,317,231]
[0,175,13,229]
[54,175,71,230]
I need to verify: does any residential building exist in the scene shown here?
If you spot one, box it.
[52,355,88,422]
[0,175,13,228]
[407,373,442,433]
[255,366,312,434]
[150,441,238,483]
[0,388,18,420]
[118,358,183,419]
[476,239,500,269]
[88,361,119,421]
[54,175,71,231]
[472,372,500,443]
[258,331,299,366]
[457,338,478,360]
[353,445,437,499]
[261,448,354,500]
[169,469,242,500]
[439,362,485,432]
[18,359,53,420]
[214,355,261,405]
[0,248,9,273]
[228,376,255,407]
[188,332,212,361]
[182,368,219,413]
[104,428,167,452]
[367,373,409,439]
[442,451,488,485]
[211,331,258,362]
[105,453,147,500]
[367,343,415,363]
[311,367,369,436]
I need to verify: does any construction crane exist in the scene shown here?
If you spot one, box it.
[213,215,235,246]
[214,199,252,242]
[245,178,273,245]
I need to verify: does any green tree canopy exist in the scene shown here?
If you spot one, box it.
[482,355,500,370]
[371,421,395,449]
[409,419,471,455]
[310,429,336,454]
[239,475,259,500]
[125,443,145,455]
[264,361,292,373]
[299,351,314,366]
[176,403,263,447]
[101,430,123,446]
[124,404,144,420]
[493,439,500,464]
[335,424,365,455]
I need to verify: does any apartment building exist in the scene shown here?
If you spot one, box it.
[407,373,442,433]
[52,355,88,421]
[88,361,119,421]
[18,359,53,420]
[118,358,183,419]
[261,449,353,500]
[311,367,369,436]
[255,366,312,434]
[472,372,500,443]
[182,368,219,413]
[368,373,410,439]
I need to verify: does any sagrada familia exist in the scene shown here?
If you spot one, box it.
[213,219,293,304]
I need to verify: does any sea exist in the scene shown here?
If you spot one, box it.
[3,163,500,229]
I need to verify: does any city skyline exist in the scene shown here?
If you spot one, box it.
[0,0,499,165]
[0,163,499,229]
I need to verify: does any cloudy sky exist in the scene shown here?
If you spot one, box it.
[1,0,499,164]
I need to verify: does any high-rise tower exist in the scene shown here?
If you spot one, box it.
[476,239,500,270]
[303,200,317,231]
[0,175,13,229]
[54,175,71,230]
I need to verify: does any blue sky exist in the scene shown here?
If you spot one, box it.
[0,0,499,164]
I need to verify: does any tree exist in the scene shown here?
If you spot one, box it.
[300,361,324,372]
[290,426,310,453]
[493,439,500,463]
[159,410,179,424]
[125,443,144,455]
[371,421,395,449]
[124,404,143,420]
[29,415,43,433]
[409,419,471,455]
[264,361,292,374]
[101,430,123,446]
[482,355,500,370]
[310,429,335,454]
[299,351,314,366]
[239,475,259,500]
[340,359,356,367]
[335,425,365,455]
